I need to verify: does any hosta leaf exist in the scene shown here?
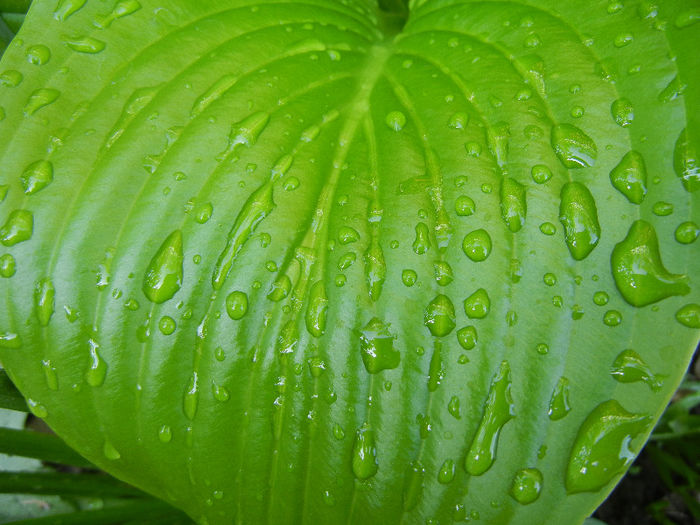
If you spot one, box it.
[0,0,699,523]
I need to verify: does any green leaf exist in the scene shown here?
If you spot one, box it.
[0,427,94,468]
[0,1,698,524]
[0,471,146,498]
[0,369,28,411]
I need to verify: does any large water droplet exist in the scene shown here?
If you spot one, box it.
[610,349,662,391]
[548,377,571,420]
[85,339,107,387]
[0,209,34,246]
[500,178,527,232]
[611,220,689,307]
[438,459,456,484]
[21,160,53,195]
[143,230,183,304]
[54,0,87,21]
[352,423,378,480]
[0,254,16,278]
[551,124,597,168]
[63,35,106,53]
[510,468,543,505]
[360,318,400,373]
[216,112,270,161]
[34,278,55,326]
[413,222,430,254]
[26,45,51,65]
[465,361,515,475]
[24,88,60,116]
[675,304,700,328]
[566,400,650,494]
[267,274,291,302]
[611,98,634,127]
[455,195,475,216]
[225,291,248,320]
[464,288,490,319]
[306,281,328,337]
[673,128,699,192]
[424,295,456,337]
[609,151,647,204]
[462,229,492,262]
[559,182,600,260]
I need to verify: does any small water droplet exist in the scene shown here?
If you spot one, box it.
[611,98,634,127]
[27,399,48,418]
[510,468,543,505]
[360,318,400,373]
[225,291,248,320]
[559,182,600,260]
[659,76,686,103]
[63,35,106,53]
[438,459,456,484]
[385,111,406,131]
[675,8,700,28]
[448,112,469,129]
[212,382,230,402]
[24,88,60,116]
[158,424,172,443]
[531,164,552,184]
[352,423,378,480]
[539,222,556,236]
[673,128,699,192]
[551,124,597,168]
[267,274,291,302]
[412,222,430,254]
[548,377,571,420]
[652,201,673,216]
[54,0,87,21]
[566,400,650,494]
[338,226,359,245]
[0,254,16,278]
[465,361,515,475]
[462,229,492,262]
[674,221,698,244]
[26,45,51,65]
[183,371,199,420]
[465,141,482,157]
[402,461,425,510]
[543,273,557,286]
[610,349,662,391]
[158,316,176,335]
[464,288,490,319]
[613,32,633,47]
[612,220,689,307]
[194,202,213,224]
[143,230,183,304]
[593,291,609,306]
[0,332,22,349]
[455,195,475,216]
[500,178,526,232]
[306,281,328,337]
[603,310,622,326]
[85,339,107,387]
[448,396,461,419]
[0,70,23,87]
[216,112,270,160]
[34,278,55,326]
[402,269,417,287]
[42,360,58,391]
[103,440,121,460]
[94,0,142,28]
[433,261,453,286]
[610,151,647,204]
[675,303,700,328]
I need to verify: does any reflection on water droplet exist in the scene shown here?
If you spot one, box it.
[438,459,455,484]
[158,424,172,443]
[455,195,475,216]
[85,339,107,387]
[610,151,647,204]
[675,304,700,328]
[352,423,377,479]
[464,288,490,319]
[462,229,492,262]
[559,182,600,260]
[21,160,53,195]
[143,230,183,304]
[0,254,16,278]
[360,318,400,373]
[610,349,662,391]
[385,111,406,131]
[611,98,634,127]
[673,128,699,192]
[548,377,571,420]
[611,220,689,307]
[510,468,543,505]
[500,178,526,232]
[551,124,597,168]
[566,400,650,494]
[225,291,248,320]
[306,281,328,337]
[34,278,55,326]
[457,325,477,350]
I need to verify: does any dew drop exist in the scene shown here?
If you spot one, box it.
[143,230,183,304]
[610,349,662,391]
[194,202,213,224]
[609,151,647,204]
[413,222,430,254]
[433,261,453,286]
[603,310,622,326]
[158,424,172,443]
[559,182,600,260]
[674,221,698,244]
[551,123,597,168]
[531,164,552,184]
[465,361,515,475]
[464,288,490,319]
[352,423,378,480]
[103,440,121,460]
[402,269,417,287]
[21,160,53,195]
[225,291,248,320]
[611,98,634,127]
[566,400,650,494]
[267,274,291,302]
[63,35,106,53]
[539,222,556,236]
[500,178,526,232]
[672,128,699,192]
[543,273,557,286]
[0,332,22,349]
[438,459,456,484]
[360,318,400,373]
[455,195,475,216]
[34,278,55,326]
[158,316,176,335]
[611,220,689,307]
[305,281,328,337]
[385,111,406,131]
[27,399,48,418]
[675,303,700,328]
[0,254,16,278]
[510,468,543,505]
[26,45,51,65]
[462,229,492,262]
[548,377,571,420]
[85,339,107,387]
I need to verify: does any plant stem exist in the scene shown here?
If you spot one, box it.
[0,471,146,498]
[0,428,94,468]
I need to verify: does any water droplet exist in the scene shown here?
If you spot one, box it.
[267,274,291,302]
[216,112,270,161]
[499,178,526,232]
[433,261,453,286]
[402,461,425,510]
[462,229,492,262]
[0,210,33,247]
[559,182,600,260]
[225,291,248,320]
[539,222,556,236]
[34,278,55,326]
[456,325,477,350]
[402,269,417,287]
[593,291,609,306]
[333,423,345,440]
[428,343,446,391]
[611,98,634,127]
[143,230,183,304]
[27,399,48,418]
[0,254,16,278]
[548,377,571,420]
[543,273,557,286]
[465,361,515,475]
[465,141,482,157]
[283,176,299,191]
[455,195,475,216]
[365,241,386,301]
[338,252,356,270]
[413,222,430,254]
[85,339,107,387]
[675,303,700,328]
[0,332,22,349]
[510,468,543,505]
[194,202,213,224]
[448,112,469,129]
[659,76,686,103]
[352,423,378,480]
[675,8,700,28]
[54,0,87,21]
[674,221,698,244]
[42,360,58,391]
[62,35,106,53]
[183,371,199,420]
[338,226,359,245]
[158,424,172,443]
[610,349,662,391]
[103,440,121,460]
[603,310,622,326]
[652,201,673,216]
[24,88,60,116]
[531,164,552,184]
[566,400,650,494]
[609,151,647,204]
[464,288,490,319]
[612,220,689,307]
[26,45,51,65]
[438,459,456,484]
[322,490,336,506]
[613,32,633,47]
[385,111,406,131]
[0,70,23,87]
[360,318,400,373]
[448,396,461,419]
[158,316,176,335]
[94,0,142,28]
[212,382,230,402]
[334,274,346,287]
[673,128,699,192]
[21,160,54,195]
[551,124,597,168]
[306,281,328,337]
